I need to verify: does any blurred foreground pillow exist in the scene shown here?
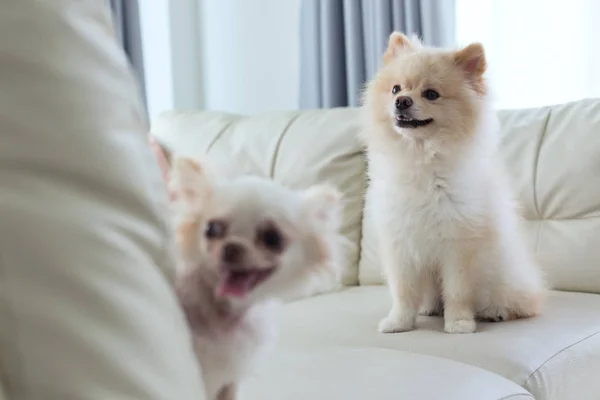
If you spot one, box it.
[0,2,205,399]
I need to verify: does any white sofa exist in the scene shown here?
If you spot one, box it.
[152,100,600,400]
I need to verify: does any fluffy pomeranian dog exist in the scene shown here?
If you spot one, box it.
[361,32,545,334]
[169,156,344,399]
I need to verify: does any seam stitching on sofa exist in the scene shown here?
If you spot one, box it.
[497,394,534,400]
[531,111,551,254]
[523,330,600,388]
[206,118,240,153]
[529,215,600,221]
[531,111,551,219]
[269,114,301,179]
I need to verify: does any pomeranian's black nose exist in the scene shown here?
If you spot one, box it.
[395,96,413,110]
[222,242,245,264]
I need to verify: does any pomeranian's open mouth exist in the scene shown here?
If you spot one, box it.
[395,114,434,128]
[216,266,276,298]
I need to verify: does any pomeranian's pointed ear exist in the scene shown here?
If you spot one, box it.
[169,156,214,211]
[454,42,487,76]
[454,43,487,95]
[302,183,343,230]
[383,32,422,64]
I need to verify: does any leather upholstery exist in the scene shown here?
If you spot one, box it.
[244,346,534,400]
[153,99,600,399]
[154,100,600,294]
[360,100,600,292]
[153,109,367,287]
[249,287,600,399]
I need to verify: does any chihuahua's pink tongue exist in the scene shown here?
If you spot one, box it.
[215,271,257,298]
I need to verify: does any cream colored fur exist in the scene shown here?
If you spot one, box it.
[170,156,344,399]
[361,33,546,334]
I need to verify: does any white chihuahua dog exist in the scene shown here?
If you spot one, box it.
[169,156,344,400]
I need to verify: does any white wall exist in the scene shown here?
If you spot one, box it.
[170,0,205,111]
[141,0,302,118]
[139,0,174,121]
[198,0,302,115]
[200,0,301,114]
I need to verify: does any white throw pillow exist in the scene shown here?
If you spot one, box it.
[0,1,205,399]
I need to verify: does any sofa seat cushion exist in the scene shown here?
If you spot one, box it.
[244,348,533,400]
[261,286,600,399]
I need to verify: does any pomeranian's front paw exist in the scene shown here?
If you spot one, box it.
[444,318,476,334]
[378,314,415,333]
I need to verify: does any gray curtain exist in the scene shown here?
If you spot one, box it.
[300,0,455,109]
[109,0,146,105]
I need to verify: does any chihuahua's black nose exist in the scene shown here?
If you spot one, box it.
[395,96,413,110]
[222,242,245,264]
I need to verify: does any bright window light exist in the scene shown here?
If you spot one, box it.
[456,0,600,109]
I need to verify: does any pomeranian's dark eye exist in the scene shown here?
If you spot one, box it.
[259,227,284,252]
[423,89,440,101]
[205,220,227,239]
[391,85,401,94]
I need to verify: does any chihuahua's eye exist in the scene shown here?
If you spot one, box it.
[423,89,440,101]
[205,220,227,239]
[259,228,284,252]
[391,85,401,94]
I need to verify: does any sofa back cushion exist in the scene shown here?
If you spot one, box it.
[152,109,366,287]
[154,99,600,294]
[360,99,600,293]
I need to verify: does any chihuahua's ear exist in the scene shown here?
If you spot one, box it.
[383,32,422,64]
[302,183,343,231]
[169,156,215,212]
